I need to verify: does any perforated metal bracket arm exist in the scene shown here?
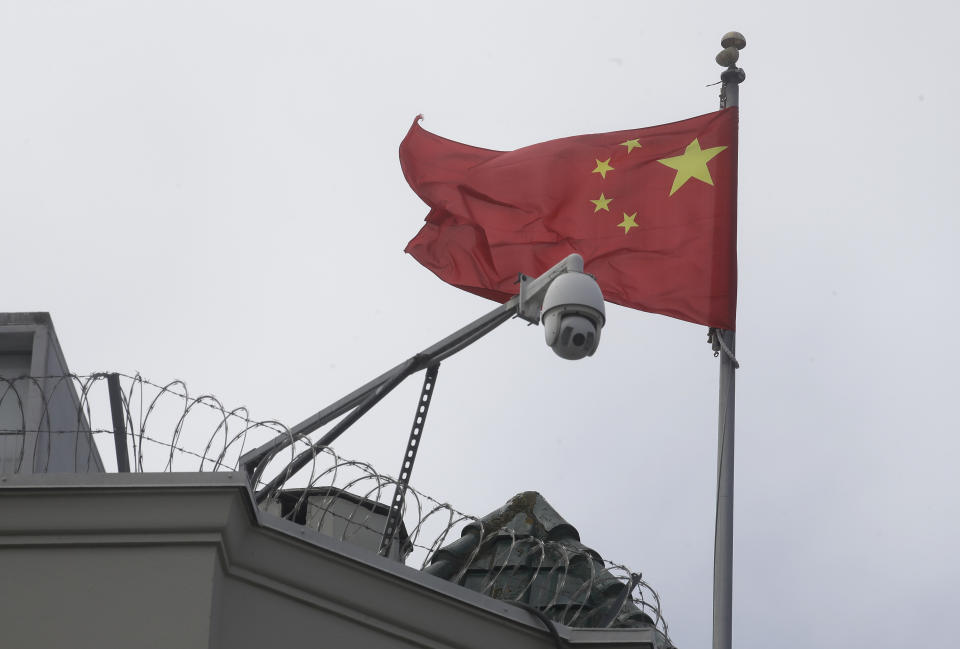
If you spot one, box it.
[379,362,440,557]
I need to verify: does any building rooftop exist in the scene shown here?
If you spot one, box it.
[0,312,673,648]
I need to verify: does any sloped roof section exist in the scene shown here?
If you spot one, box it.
[424,491,672,642]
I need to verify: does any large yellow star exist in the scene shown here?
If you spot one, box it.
[618,212,638,234]
[592,158,614,179]
[590,193,612,212]
[657,139,727,196]
[620,139,641,154]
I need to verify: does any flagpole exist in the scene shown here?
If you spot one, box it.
[712,31,745,649]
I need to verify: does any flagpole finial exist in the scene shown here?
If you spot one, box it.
[716,31,746,89]
[716,31,746,70]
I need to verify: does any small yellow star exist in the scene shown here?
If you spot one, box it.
[618,212,638,234]
[657,138,727,196]
[590,193,612,212]
[592,158,614,179]
[620,139,641,154]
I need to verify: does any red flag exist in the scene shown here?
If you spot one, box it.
[401,109,738,330]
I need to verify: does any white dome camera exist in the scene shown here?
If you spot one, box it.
[541,272,606,360]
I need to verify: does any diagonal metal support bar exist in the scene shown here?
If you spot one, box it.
[253,356,421,503]
[380,362,440,557]
[241,298,517,489]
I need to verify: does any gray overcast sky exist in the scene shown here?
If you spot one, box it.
[3,2,958,648]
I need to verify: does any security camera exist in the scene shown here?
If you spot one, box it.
[540,272,606,360]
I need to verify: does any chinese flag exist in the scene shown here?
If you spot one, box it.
[401,108,738,330]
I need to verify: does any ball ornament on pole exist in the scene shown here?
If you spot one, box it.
[715,47,739,68]
[720,31,746,50]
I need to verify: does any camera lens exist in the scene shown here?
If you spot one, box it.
[572,333,586,347]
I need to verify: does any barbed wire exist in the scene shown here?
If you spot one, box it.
[0,372,671,641]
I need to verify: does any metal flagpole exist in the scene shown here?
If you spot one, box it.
[712,31,745,649]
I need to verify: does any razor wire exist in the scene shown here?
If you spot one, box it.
[0,372,670,641]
